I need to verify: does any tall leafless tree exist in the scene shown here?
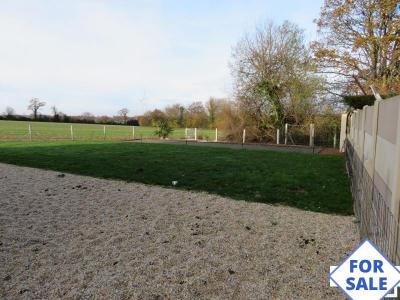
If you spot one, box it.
[28,98,46,120]
[206,98,218,129]
[118,108,129,124]
[51,106,61,122]
[231,21,322,134]
[4,106,16,117]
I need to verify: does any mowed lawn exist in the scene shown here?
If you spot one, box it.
[0,141,352,215]
[0,120,217,141]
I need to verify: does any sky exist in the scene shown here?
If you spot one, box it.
[0,0,324,116]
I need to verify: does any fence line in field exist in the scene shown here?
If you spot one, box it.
[0,120,339,147]
[343,95,400,263]
[0,122,221,142]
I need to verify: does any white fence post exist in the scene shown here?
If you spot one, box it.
[284,123,288,145]
[276,128,280,145]
[70,125,74,141]
[312,124,315,147]
[103,125,106,140]
[132,126,135,140]
[28,123,32,141]
[309,124,315,147]
[215,128,218,142]
[339,113,347,152]
[333,129,337,148]
[242,129,246,144]
[194,128,197,141]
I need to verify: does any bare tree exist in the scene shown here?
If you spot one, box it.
[186,102,208,128]
[231,21,322,135]
[51,106,58,116]
[164,104,184,127]
[51,106,61,122]
[205,98,220,128]
[28,98,46,120]
[118,108,129,124]
[4,106,16,117]
[81,112,95,120]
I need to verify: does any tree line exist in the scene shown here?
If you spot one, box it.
[1,99,139,126]
[138,98,235,129]
[2,0,399,142]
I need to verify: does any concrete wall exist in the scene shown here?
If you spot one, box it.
[344,95,400,216]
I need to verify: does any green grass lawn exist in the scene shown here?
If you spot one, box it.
[0,141,352,215]
[0,120,218,141]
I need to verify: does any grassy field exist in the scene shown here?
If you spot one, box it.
[0,120,218,141]
[0,141,352,215]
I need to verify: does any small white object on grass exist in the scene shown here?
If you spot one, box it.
[172,181,178,186]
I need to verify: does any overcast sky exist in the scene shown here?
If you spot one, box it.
[0,0,323,116]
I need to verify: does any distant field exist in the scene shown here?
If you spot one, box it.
[0,141,352,215]
[0,120,218,141]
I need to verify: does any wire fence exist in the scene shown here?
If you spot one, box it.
[345,140,400,264]
[0,120,340,149]
[0,121,219,142]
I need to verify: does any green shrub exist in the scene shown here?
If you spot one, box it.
[343,94,397,109]
[154,121,173,139]
[342,95,376,109]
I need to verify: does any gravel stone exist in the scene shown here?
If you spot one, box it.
[0,163,358,299]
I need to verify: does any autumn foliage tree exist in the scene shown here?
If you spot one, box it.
[164,104,184,127]
[185,101,208,128]
[312,0,400,95]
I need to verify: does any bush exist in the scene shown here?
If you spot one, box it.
[342,95,376,109]
[343,94,397,109]
[154,120,173,139]
[126,119,139,126]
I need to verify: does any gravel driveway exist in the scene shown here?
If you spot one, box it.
[0,163,358,299]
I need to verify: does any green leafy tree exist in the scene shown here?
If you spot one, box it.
[154,120,173,139]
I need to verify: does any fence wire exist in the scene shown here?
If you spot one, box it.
[346,140,400,264]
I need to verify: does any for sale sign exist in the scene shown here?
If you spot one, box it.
[330,240,400,300]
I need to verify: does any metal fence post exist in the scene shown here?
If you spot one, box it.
[194,128,197,141]
[103,125,106,140]
[132,126,135,140]
[242,129,246,145]
[70,125,74,141]
[215,128,218,142]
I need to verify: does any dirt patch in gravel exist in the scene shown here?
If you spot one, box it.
[0,163,358,299]
[318,148,342,155]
